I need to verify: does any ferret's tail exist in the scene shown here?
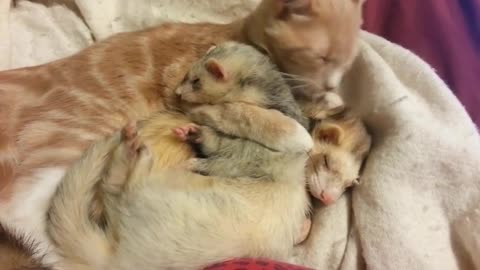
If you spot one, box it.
[47,134,121,269]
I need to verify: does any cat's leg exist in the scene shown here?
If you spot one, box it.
[187,103,313,154]
[299,92,345,119]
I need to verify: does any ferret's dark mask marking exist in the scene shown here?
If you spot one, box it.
[192,78,202,91]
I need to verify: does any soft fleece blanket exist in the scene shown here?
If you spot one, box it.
[363,0,480,126]
[1,1,480,269]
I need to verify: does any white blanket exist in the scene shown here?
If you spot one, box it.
[2,1,480,269]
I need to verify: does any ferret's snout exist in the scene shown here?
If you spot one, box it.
[319,191,335,205]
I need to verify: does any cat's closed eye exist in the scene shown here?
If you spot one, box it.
[181,74,189,83]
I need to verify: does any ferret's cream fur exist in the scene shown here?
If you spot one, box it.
[47,106,312,269]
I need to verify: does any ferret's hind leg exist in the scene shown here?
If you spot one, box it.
[294,218,312,245]
[173,124,222,156]
[102,122,143,194]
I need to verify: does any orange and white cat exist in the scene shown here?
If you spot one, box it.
[0,0,365,265]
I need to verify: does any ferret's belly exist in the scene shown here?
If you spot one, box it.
[111,183,304,270]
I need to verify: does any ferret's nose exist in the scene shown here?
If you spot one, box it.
[319,192,335,205]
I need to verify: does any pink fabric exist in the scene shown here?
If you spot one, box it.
[363,0,480,125]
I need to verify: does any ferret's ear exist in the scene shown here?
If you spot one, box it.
[205,59,228,81]
[274,0,315,19]
[317,124,344,145]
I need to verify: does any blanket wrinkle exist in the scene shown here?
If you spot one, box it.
[1,1,479,269]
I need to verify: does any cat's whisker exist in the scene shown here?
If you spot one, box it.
[279,72,323,90]
[290,85,312,90]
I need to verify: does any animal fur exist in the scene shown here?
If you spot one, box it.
[0,0,365,265]
[0,0,365,198]
[47,107,313,270]
[0,222,51,270]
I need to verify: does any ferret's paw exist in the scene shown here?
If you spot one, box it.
[295,218,312,245]
[173,124,202,143]
[279,122,313,153]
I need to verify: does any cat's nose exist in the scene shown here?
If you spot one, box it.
[319,191,335,205]
[175,87,183,96]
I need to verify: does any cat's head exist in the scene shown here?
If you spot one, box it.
[247,0,365,94]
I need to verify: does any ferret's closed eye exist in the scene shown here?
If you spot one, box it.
[192,78,201,91]
[322,154,330,169]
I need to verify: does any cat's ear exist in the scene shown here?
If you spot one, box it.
[274,0,315,19]
[205,59,228,81]
[317,124,344,145]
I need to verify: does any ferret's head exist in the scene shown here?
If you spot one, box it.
[306,114,371,205]
[247,0,365,93]
[175,42,287,107]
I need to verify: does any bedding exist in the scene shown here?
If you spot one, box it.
[363,0,480,125]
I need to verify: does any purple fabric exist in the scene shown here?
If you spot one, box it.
[363,0,480,125]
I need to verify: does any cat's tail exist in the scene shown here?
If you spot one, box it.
[47,133,121,269]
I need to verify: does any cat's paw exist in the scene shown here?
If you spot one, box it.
[173,124,202,143]
[307,92,345,119]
